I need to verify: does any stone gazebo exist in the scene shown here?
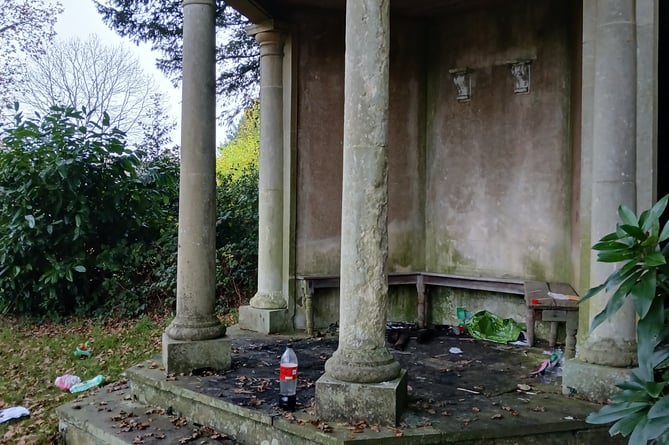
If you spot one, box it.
[163,0,661,425]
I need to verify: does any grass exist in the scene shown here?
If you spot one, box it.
[0,313,170,445]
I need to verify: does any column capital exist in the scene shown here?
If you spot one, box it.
[247,19,289,37]
[255,30,285,58]
[183,0,215,7]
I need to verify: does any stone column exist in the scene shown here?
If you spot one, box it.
[238,27,290,334]
[563,0,637,401]
[316,0,406,426]
[162,0,230,374]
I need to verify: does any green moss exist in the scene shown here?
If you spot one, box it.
[389,232,423,271]
[386,286,421,322]
[522,254,547,281]
[425,234,469,273]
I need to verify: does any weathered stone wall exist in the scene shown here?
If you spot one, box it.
[425,1,574,281]
[291,0,576,331]
[294,11,345,276]
[294,13,427,276]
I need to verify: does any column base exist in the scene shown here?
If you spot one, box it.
[315,369,407,426]
[325,347,401,383]
[238,305,291,334]
[162,333,231,375]
[249,291,287,309]
[577,337,637,367]
[562,358,631,402]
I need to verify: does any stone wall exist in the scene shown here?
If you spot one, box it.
[294,12,427,275]
[425,0,575,281]
[291,0,577,330]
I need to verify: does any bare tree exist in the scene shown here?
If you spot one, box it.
[0,0,63,111]
[19,34,159,142]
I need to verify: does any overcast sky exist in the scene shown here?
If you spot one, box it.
[54,0,183,144]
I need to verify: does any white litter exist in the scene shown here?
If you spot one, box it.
[0,406,30,424]
[449,347,463,354]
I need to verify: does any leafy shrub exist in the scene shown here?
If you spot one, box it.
[214,101,260,310]
[583,196,669,444]
[0,106,178,317]
[216,167,258,310]
[216,101,259,180]
[0,103,258,319]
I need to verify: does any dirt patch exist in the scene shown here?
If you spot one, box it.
[181,328,562,418]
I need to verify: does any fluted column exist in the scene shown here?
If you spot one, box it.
[162,0,229,374]
[249,30,286,310]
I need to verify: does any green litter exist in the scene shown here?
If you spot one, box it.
[466,310,525,344]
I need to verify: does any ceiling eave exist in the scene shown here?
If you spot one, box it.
[226,0,273,23]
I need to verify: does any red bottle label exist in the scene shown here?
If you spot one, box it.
[280,364,298,381]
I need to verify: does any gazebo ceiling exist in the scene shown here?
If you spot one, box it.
[239,0,506,21]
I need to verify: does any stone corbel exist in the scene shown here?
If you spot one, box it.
[449,68,472,102]
[508,60,531,94]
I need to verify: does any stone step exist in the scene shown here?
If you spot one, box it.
[119,359,622,445]
[125,361,341,445]
[57,379,240,445]
[58,344,626,445]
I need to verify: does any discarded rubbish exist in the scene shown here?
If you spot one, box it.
[517,384,532,392]
[530,349,564,379]
[509,332,529,346]
[457,387,480,395]
[0,406,30,424]
[547,292,579,301]
[70,374,106,393]
[74,341,92,358]
[449,347,463,354]
[386,321,428,350]
[54,374,81,391]
[416,329,436,344]
[386,321,417,330]
[466,310,524,344]
[279,344,298,411]
[456,308,473,334]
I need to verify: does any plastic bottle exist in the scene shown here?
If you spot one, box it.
[69,374,106,393]
[279,344,298,410]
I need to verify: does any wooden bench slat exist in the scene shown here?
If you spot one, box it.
[523,280,550,304]
[297,274,579,358]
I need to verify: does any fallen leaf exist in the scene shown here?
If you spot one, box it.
[310,419,333,432]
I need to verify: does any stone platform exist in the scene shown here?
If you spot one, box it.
[58,326,625,445]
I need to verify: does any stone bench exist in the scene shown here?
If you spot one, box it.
[297,273,579,356]
[523,281,579,359]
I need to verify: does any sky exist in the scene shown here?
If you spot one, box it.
[54,0,183,144]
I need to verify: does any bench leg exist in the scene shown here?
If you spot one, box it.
[304,281,315,336]
[526,309,535,347]
[549,321,558,348]
[416,275,426,329]
[565,312,578,359]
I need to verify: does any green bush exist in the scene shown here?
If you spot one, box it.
[216,167,258,310]
[0,104,258,319]
[583,196,669,444]
[0,106,178,317]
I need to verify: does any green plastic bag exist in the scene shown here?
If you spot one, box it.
[466,310,524,344]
